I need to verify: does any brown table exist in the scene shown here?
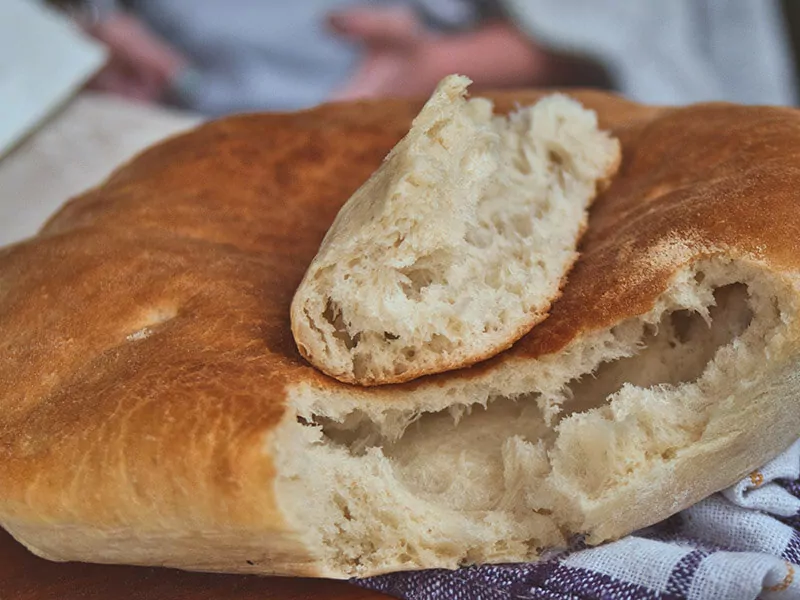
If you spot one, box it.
[0,528,391,600]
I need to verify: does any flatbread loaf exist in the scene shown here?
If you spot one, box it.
[291,75,620,385]
[1,89,800,579]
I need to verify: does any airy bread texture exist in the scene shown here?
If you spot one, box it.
[291,75,620,385]
[281,259,794,574]
[2,90,800,580]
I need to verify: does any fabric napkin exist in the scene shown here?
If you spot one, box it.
[356,439,800,600]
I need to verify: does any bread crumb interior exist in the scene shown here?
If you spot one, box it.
[276,259,790,577]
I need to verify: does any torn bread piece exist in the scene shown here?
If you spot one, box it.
[290,75,621,385]
[280,257,800,577]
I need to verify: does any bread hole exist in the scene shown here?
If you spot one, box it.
[511,215,533,238]
[506,282,524,296]
[428,333,454,354]
[402,347,416,360]
[559,284,752,421]
[490,214,507,235]
[384,332,400,341]
[311,397,551,511]
[333,494,353,521]
[309,409,411,456]
[302,308,327,352]
[485,268,503,290]
[547,149,564,166]
[322,298,360,350]
[425,120,448,148]
[399,267,436,301]
[393,362,410,376]
[465,227,492,249]
[352,354,368,381]
[670,311,696,344]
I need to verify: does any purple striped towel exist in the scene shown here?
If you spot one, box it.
[355,439,800,600]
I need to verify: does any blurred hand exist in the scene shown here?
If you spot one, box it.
[328,6,553,102]
[82,13,187,103]
[328,6,440,101]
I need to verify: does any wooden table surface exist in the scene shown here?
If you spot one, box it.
[0,528,391,600]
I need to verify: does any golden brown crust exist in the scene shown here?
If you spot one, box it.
[2,89,799,575]
[517,101,800,359]
[0,227,307,572]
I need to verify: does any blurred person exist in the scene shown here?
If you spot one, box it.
[71,0,797,114]
[334,1,798,106]
[75,0,426,113]
[327,2,612,100]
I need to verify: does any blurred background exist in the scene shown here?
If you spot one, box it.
[2,0,800,246]
[48,0,800,113]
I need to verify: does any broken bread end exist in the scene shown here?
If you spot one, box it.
[291,75,621,386]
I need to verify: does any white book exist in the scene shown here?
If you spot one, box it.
[0,0,107,158]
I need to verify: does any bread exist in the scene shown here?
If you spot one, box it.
[290,75,620,385]
[2,89,800,580]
